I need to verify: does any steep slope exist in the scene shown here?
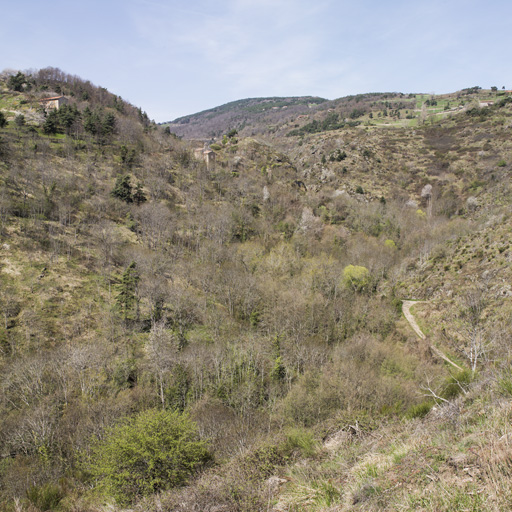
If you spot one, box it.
[1,69,512,512]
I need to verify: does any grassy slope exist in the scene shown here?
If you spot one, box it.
[157,94,512,511]
[1,76,512,511]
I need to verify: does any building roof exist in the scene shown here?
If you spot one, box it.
[39,96,65,102]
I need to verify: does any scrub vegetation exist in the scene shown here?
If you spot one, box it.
[1,68,512,511]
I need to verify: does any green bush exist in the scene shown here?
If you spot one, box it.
[111,174,133,203]
[441,370,472,400]
[83,409,211,504]
[405,400,433,419]
[26,483,64,511]
[498,375,512,397]
[342,265,371,292]
[282,428,318,457]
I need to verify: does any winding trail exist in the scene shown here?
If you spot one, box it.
[402,300,427,339]
[402,300,463,371]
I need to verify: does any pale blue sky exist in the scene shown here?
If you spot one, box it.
[2,0,511,122]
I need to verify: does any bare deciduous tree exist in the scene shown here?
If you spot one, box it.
[453,287,492,374]
[146,320,178,408]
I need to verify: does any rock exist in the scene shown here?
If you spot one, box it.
[324,430,349,450]
[497,286,512,298]
[406,199,418,209]
[421,184,433,198]
[332,189,346,197]
[298,207,322,235]
[466,196,478,210]
[320,167,335,182]
[267,476,288,495]
[1,244,10,251]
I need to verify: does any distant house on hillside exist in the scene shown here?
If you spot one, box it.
[39,95,68,111]
[194,145,216,170]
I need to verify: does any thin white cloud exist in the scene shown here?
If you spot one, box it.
[4,0,512,121]
[132,0,335,100]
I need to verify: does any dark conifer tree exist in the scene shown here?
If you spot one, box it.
[133,183,147,205]
[43,110,59,135]
[116,262,139,321]
[111,175,133,203]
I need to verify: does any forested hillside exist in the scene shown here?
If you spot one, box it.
[165,96,327,139]
[1,69,512,511]
[164,87,500,140]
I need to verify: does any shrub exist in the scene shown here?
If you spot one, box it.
[384,239,396,249]
[498,374,512,397]
[83,409,211,504]
[342,265,371,292]
[26,483,64,511]
[282,428,318,457]
[111,174,133,203]
[441,370,472,400]
[405,400,433,419]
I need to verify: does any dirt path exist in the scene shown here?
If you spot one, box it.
[402,300,426,339]
[402,300,464,371]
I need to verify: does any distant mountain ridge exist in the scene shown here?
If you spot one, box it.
[164,95,328,139]
[165,87,503,140]
[163,91,417,139]
[171,96,327,123]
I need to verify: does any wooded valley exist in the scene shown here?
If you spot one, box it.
[1,68,512,511]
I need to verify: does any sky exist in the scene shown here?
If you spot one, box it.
[2,0,511,122]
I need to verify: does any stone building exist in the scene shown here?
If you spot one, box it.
[39,95,68,111]
[194,145,216,171]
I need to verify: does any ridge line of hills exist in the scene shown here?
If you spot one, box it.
[163,86,503,141]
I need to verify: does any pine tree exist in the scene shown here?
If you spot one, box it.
[43,110,59,135]
[111,175,133,203]
[57,104,81,135]
[116,262,139,321]
[102,112,116,137]
[271,335,286,382]
[8,71,29,92]
[83,107,100,135]
[133,183,147,205]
